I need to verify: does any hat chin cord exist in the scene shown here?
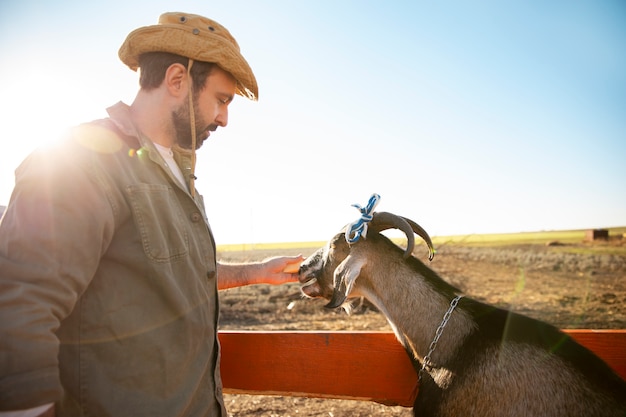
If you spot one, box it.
[187,58,197,197]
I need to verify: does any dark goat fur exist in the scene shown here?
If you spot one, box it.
[299,215,626,417]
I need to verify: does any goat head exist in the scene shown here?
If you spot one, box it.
[299,211,435,309]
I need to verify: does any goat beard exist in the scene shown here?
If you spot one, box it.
[171,97,218,150]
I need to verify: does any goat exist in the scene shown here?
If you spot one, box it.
[298,211,626,417]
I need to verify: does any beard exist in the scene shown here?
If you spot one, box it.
[172,97,218,150]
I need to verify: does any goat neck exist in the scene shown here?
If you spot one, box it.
[354,247,475,374]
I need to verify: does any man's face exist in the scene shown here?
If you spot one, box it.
[172,66,237,150]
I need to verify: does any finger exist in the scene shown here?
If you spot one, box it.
[282,258,303,274]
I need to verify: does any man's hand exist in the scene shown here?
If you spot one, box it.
[260,255,303,285]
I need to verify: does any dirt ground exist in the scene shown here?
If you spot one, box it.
[217,239,626,416]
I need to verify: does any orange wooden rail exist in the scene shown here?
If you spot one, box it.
[219,330,626,407]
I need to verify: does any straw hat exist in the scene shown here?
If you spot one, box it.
[119,12,258,100]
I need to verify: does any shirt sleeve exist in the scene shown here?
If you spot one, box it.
[0,136,116,410]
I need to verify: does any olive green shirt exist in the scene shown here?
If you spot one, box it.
[0,102,226,416]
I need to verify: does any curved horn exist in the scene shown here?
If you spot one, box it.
[370,212,436,261]
[403,217,436,261]
[369,212,416,259]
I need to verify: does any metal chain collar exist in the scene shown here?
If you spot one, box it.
[419,295,463,380]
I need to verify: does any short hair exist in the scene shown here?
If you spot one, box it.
[137,51,216,92]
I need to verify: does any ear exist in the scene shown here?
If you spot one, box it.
[325,255,366,309]
[164,63,188,98]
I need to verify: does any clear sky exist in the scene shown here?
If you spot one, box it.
[1,0,624,244]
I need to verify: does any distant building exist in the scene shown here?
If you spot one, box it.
[585,229,609,241]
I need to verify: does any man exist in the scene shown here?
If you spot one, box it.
[0,12,301,417]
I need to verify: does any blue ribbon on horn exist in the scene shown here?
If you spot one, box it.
[345,193,381,244]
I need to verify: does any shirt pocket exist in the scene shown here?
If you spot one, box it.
[127,183,189,262]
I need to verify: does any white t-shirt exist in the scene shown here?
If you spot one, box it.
[154,142,188,190]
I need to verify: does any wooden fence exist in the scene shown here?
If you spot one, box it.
[219,330,626,407]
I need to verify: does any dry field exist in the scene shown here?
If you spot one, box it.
[218,237,626,416]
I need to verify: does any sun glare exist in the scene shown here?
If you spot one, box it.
[0,69,115,205]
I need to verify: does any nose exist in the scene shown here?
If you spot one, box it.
[298,258,310,273]
[215,106,228,128]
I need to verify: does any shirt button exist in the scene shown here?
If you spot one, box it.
[207,270,216,280]
[190,212,202,222]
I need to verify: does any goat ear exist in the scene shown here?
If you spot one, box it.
[325,255,366,309]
